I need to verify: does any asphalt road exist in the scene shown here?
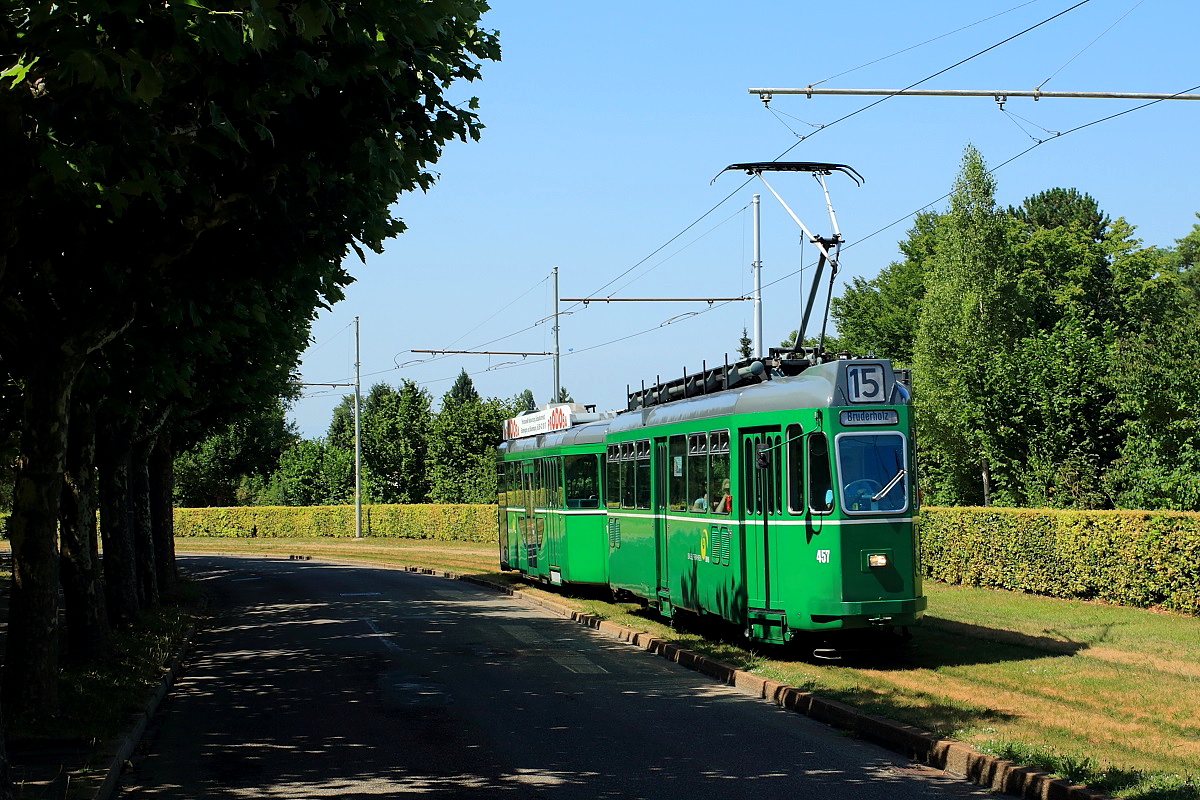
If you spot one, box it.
[118,555,989,799]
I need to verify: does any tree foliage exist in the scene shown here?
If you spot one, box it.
[428,396,510,503]
[738,327,753,359]
[360,381,433,504]
[512,388,537,412]
[833,145,1200,511]
[912,145,1013,505]
[0,0,499,749]
[174,403,297,506]
[442,369,479,407]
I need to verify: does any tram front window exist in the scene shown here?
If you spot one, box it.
[836,433,908,514]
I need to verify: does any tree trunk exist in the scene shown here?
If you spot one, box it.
[99,427,141,627]
[59,396,113,664]
[2,366,75,721]
[131,440,160,609]
[0,700,12,800]
[981,455,992,507]
[149,435,178,601]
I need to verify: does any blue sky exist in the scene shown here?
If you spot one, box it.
[291,0,1198,438]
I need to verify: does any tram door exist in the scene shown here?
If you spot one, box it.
[740,427,783,612]
[521,462,539,570]
[654,439,670,600]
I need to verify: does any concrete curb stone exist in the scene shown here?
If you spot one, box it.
[91,623,195,800]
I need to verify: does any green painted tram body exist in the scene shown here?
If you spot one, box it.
[497,357,926,645]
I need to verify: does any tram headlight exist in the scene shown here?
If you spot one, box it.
[867,553,889,569]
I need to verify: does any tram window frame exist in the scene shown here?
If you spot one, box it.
[548,456,564,509]
[835,431,909,515]
[741,437,755,516]
[765,433,782,516]
[807,432,834,514]
[605,445,621,509]
[710,430,731,516]
[620,442,636,509]
[686,433,709,512]
[785,425,805,514]
[564,454,601,509]
[668,435,688,511]
[508,462,523,508]
[533,458,547,508]
[634,440,651,510]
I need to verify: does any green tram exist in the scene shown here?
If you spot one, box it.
[496,351,926,646]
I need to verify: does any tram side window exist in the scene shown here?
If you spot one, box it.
[710,430,731,516]
[620,442,636,509]
[807,432,834,513]
[565,454,600,509]
[740,432,779,516]
[496,461,506,506]
[786,425,805,513]
[668,436,688,511]
[510,463,524,507]
[686,433,708,511]
[533,458,547,508]
[547,457,564,509]
[605,446,621,509]
[635,440,651,510]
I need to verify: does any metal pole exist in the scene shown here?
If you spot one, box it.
[749,87,1200,101]
[354,315,362,540]
[751,194,762,359]
[552,266,561,404]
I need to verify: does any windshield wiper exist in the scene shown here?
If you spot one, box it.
[872,469,907,502]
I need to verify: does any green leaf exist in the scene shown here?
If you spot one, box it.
[1,57,39,88]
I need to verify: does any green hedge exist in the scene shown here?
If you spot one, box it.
[173,505,495,543]
[173,504,1200,615]
[921,507,1200,615]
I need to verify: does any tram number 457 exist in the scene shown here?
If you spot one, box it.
[847,364,885,403]
[816,549,831,564]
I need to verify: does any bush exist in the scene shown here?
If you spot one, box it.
[921,507,1200,614]
[174,504,495,543]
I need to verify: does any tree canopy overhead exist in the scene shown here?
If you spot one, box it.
[0,0,500,741]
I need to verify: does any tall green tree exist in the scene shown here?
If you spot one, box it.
[738,327,753,359]
[512,388,537,412]
[912,145,1015,506]
[0,0,499,730]
[360,381,432,504]
[271,439,354,506]
[1102,221,1200,510]
[446,369,481,406]
[988,197,1126,508]
[1009,187,1110,241]
[174,402,298,507]
[428,395,510,503]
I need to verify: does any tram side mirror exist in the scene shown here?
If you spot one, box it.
[755,444,770,470]
[824,489,834,508]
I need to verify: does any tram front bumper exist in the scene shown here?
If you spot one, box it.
[804,596,927,629]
